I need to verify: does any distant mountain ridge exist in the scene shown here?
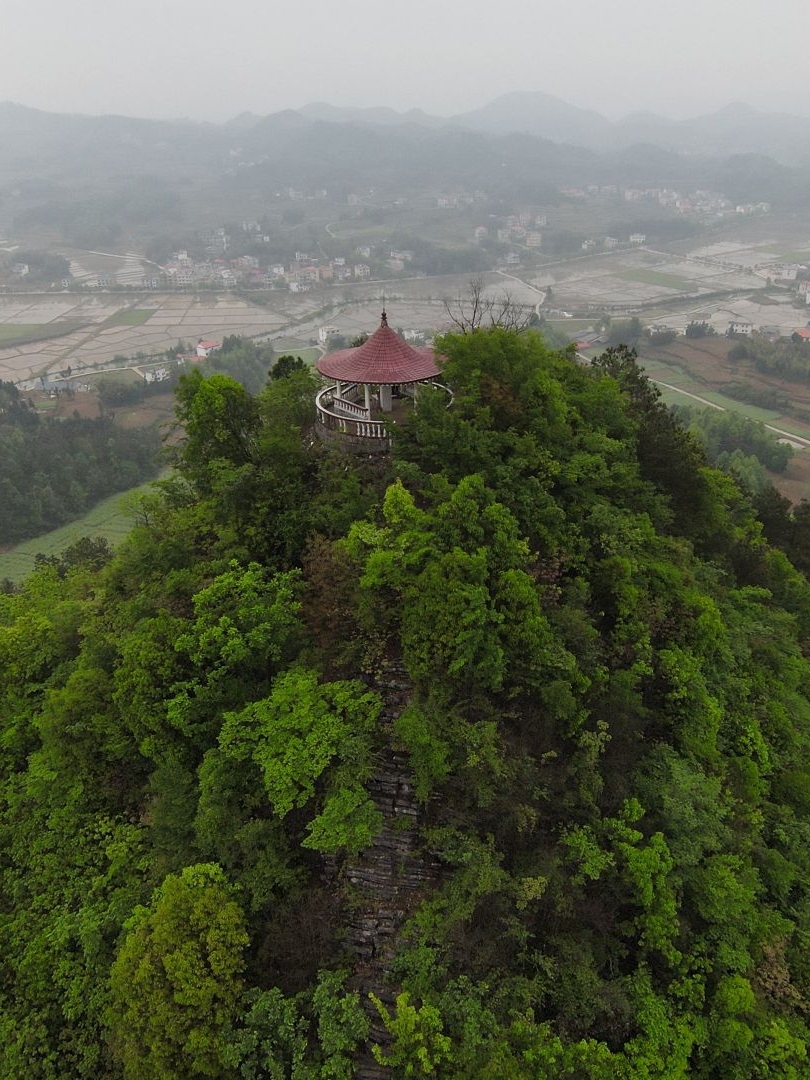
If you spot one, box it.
[1,94,809,220]
[3,92,810,167]
[291,92,810,166]
[298,101,446,129]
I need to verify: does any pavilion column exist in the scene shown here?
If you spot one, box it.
[379,384,392,412]
[364,383,371,415]
[336,380,343,400]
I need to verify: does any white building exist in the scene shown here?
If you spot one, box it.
[196,339,221,358]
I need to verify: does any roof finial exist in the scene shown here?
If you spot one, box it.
[381,292,387,326]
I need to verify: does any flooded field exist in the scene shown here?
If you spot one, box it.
[0,272,539,384]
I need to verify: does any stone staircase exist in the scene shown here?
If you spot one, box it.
[339,661,440,1079]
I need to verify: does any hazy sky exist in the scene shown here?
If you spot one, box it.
[4,0,808,122]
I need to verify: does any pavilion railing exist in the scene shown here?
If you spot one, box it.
[315,381,453,446]
[315,384,386,441]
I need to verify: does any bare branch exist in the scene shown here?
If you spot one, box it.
[443,277,536,334]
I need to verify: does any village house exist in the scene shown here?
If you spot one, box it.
[196,339,222,358]
[728,321,754,336]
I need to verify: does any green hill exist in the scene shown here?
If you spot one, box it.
[2,331,810,1077]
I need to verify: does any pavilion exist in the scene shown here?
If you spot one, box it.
[314,311,451,449]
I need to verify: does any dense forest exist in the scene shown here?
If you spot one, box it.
[0,381,161,545]
[4,331,810,1077]
[671,404,792,495]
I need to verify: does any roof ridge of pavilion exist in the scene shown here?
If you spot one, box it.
[351,309,430,366]
[316,309,441,385]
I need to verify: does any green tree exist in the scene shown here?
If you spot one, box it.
[109,863,248,1079]
[220,669,382,855]
[172,371,260,491]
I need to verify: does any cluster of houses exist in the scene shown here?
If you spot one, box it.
[157,248,380,293]
[642,319,810,341]
[472,212,547,250]
[580,233,647,253]
[558,183,770,222]
[437,191,479,209]
[318,324,428,347]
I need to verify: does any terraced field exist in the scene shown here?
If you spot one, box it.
[0,478,162,584]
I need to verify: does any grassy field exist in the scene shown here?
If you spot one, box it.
[619,269,694,291]
[639,356,810,439]
[651,381,782,423]
[93,367,145,387]
[546,319,593,335]
[272,344,321,365]
[0,320,89,347]
[0,479,161,584]
[102,309,154,328]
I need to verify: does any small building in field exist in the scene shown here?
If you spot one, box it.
[727,321,753,337]
[196,339,222,358]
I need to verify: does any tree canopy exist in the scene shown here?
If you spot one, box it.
[3,330,810,1077]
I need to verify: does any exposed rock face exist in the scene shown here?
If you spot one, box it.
[339,661,440,1079]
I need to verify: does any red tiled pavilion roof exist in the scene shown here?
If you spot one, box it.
[316,312,440,384]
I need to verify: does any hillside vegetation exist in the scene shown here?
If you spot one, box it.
[3,331,810,1077]
[0,381,161,545]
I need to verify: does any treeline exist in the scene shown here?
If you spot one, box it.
[201,335,277,394]
[719,380,792,412]
[673,403,792,493]
[14,177,183,249]
[3,337,810,1076]
[730,333,810,382]
[1,249,69,285]
[0,381,161,544]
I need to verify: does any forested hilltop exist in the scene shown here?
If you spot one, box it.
[4,330,810,1078]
